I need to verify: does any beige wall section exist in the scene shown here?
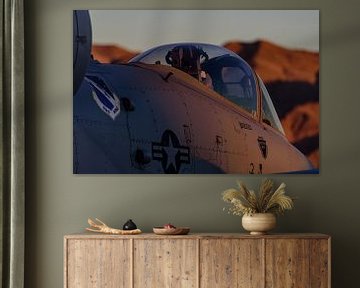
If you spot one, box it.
[24,0,360,287]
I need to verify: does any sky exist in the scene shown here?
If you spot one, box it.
[90,10,319,52]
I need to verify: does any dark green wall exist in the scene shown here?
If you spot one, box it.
[25,0,360,287]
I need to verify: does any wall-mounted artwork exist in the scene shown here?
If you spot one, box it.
[73,10,319,174]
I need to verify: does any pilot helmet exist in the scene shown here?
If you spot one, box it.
[165,45,208,79]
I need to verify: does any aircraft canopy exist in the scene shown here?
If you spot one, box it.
[130,43,283,133]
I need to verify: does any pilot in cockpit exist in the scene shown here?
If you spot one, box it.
[165,45,209,82]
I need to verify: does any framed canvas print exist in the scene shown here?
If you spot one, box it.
[73,10,319,174]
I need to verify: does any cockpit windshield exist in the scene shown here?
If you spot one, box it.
[130,43,257,115]
[258,77,285,134]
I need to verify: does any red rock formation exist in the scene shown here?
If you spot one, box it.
[91,44,138,64]
[224,40,319,84]
[308,150,320,170]
[282,102,319,143]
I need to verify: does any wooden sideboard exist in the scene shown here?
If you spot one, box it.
[64,233,330,288]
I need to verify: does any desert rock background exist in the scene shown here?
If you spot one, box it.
[91,41,319,168]
[91,45,138,64]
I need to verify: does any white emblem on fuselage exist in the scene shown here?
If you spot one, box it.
[85,75,120,120]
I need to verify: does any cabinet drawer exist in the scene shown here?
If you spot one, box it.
[134,239,198,288]
[200,239,263,288]
[265,239,329,288]
[65,239,131,288]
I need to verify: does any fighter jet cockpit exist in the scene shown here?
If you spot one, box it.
[130,43,284,134]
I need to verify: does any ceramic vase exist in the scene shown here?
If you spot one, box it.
[242,213,276,235]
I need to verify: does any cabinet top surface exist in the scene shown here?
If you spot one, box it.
[64,232,330,240]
